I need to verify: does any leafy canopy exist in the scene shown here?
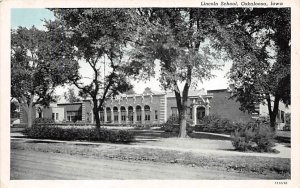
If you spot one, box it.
[11,25,77,107]
[225,8,290,113]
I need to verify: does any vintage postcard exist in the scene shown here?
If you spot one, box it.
[0,0,299,187]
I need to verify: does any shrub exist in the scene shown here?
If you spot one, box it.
[194,115,236,133]
[33,118,55,124]
[162,115,193,134]
[231,118,276,152]
[23,125,134,143]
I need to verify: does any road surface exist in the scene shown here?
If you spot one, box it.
[11,149,260,180]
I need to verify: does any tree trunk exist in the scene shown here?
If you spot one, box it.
[93,99,101,129]
[179,87,189,138]
[174,88,187,138]
[174,66,191,138]
[23,96,34,128]
[178,107,188,138]
[266,94,280,131]
[269,112,277,131]
[27,106,33,128]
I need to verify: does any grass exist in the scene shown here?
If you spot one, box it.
[11,140,290,179]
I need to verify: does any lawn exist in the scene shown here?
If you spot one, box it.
[11,134,290,179]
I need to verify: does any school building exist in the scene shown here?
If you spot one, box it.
[20,88,287,129]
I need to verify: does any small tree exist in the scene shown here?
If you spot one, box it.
[11,25,77,127]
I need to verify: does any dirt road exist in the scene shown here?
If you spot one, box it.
[11,149,260,180]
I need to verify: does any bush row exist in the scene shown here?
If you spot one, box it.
[194,115,237,133]
[32,118,162,128]
[23,126,134,143]
[231,117,276,152]
[162,116,194,134]
[33,118,55,124]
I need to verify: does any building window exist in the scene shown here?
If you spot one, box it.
[196,106,205,122]
[67,111,81,122]
[145,105,150,121]
[136,106,141,122]
[56,113,59,120]
[121,106,126,121]
[155,110,158,120]
[113,107,118,122]
[106,107,111,122]
[128,106,133,121]
[52,113,55,120]
[38,107,42,118]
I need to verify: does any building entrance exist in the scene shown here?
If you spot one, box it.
[196,106,205,124]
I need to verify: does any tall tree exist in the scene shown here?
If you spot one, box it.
[128,9,233,137]
[11,25,77,127]
[225,8,291,129]
[52,9,137,129]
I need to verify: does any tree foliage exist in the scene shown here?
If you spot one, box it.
[225,8,290,128]
[127,8,238,137]
[51,9,138,128]
[63,88,80,103]
[11,25,77,127]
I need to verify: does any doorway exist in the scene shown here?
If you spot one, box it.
[196,106,205,124]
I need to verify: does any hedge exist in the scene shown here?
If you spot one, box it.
[194,115,237,133]
[23,126,135,143]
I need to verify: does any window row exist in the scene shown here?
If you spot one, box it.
[98,105,158,122]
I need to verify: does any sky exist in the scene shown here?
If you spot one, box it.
[11,8,232,102]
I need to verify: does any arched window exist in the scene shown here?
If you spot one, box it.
[106,107,111,122]
[144,105,151,121]
[113,107,118,122]
[121,106,126,122]
[99,108,104,122]
[196,106,205,123]
[37,107,43,118]
[128,106,133,122]
[136,106,141,122]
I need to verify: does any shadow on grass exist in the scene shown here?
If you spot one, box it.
[25,140,59,144]
[131,130,232,141]
[189,133,231,141]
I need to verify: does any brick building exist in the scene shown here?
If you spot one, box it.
[20,88,287,128]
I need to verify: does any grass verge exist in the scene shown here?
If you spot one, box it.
[11,141,290,179]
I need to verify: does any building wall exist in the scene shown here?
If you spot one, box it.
[103,94,166,124]
[42,107,53,119]
[207,90,253,123]
[51,107,64,122]
[18,90,288,128]
[166,97,193,121]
